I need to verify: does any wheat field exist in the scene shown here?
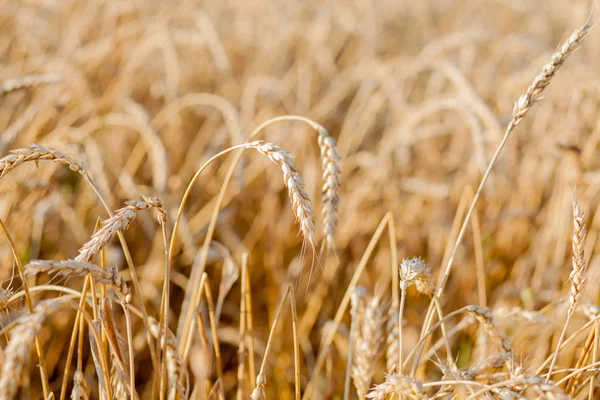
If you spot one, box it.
[1,1,600,399]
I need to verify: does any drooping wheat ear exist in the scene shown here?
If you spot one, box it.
[147,317,186,399]
[366,374,427,400]
[71,371,90,400]
[76,195,165,263]
[24,259,131,303]
[0,73,62,95]
[352,293,385,399]
[0,300,61,399]
[317,128,341,249]
[247,141,315,245]
[569,199,587,309]
[250,372,266,400]
[512,24,592,126]
[465,305,513,356]
[399,257,434,296]
[0,144,85,178]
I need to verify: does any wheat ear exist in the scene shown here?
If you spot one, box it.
[546,198,588,382]
[366,374,427,400]
[512,24,592,126]
[24,259,131,303]
[247,141,315,245]
[147,317,187,399]
[0,73,62,95]
[317,128,341,249]
[76,195,165,263]
[0,144,85,177]
[352,293,385,399]
[0,300,62,399]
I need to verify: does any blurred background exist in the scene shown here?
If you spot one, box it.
[2,0,600,398]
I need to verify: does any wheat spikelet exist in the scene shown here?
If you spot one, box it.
[352,293,385,399]
[512,24,592,126]
[366,374,427,400]
[76,195,165,263]
[317,128,340,249]
[0,144,84,178]
[0,73,62,95]
[399,257,434,296]
[569,199,587,309]
[24,259,131,303]
[0,300,61,400]
[247,141,315,245]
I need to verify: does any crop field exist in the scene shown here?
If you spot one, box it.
[1,1,600,399]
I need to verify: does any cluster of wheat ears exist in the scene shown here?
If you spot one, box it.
[3,1,600,399]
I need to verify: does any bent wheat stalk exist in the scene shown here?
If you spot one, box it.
[411,22,593,375]
[170,139,316,359]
